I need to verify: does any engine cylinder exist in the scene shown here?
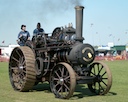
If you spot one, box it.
[56,50,69,62]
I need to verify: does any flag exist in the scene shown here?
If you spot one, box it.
[2,40,4,43]
[109,34,112,37]
[90,23,93,27]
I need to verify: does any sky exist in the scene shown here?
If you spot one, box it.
[0,0,128,46]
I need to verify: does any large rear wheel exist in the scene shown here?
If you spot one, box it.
[9,46,36,91]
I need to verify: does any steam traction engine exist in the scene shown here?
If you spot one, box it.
[9,6,112,99]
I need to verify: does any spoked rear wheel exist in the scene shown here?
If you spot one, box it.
[87,61,112,95]
[9,46,36,91]
[50,62,76,99]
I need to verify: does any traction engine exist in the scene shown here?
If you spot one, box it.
[9,6,112,99]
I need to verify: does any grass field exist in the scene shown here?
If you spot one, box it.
[0,60,128,102]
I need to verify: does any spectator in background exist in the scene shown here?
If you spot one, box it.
[17,25,30,46]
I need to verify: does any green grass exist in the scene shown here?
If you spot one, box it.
[0,60,128,102]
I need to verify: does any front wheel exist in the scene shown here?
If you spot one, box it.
[50,62,76,99]
[87,61,112,95]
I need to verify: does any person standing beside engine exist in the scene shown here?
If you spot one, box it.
[17,25,30,46]
[33,22,45,36]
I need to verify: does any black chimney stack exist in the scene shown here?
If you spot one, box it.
[75,6,84,42]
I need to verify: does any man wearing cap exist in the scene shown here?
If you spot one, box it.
[17,25,30,46]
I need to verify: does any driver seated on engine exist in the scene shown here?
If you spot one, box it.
[17,25,30,46]
[32,22,45,40]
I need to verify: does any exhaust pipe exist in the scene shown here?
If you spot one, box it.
[75,6,84,42]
